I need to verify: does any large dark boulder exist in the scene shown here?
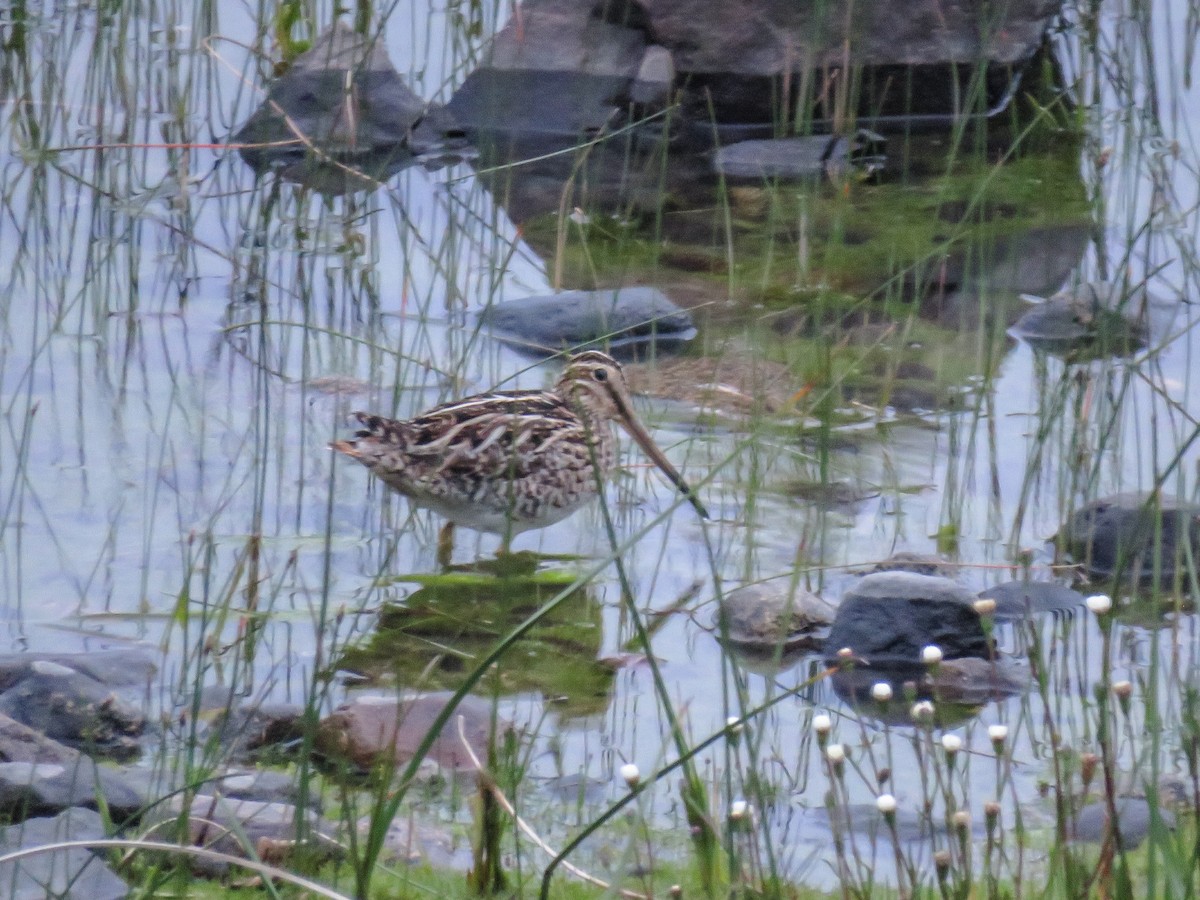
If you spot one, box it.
[823,572,991,672]
[234,22,465,191]
[448,0,1067,143]
[1059,492,1200,584]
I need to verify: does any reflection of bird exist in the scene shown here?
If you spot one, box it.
[332,350,708,562]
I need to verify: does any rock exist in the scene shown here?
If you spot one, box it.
[0,807,127,900]
[122,765,315,813]
[0,650,157,692]
[868,552,957,579]
[0,660,145,761]
[1073,797,1176,849]
[316,693,510,775]
[449,0,1062,142]
[716,582,836,660]
[478,287,695,355]
[631,45,675,107]
[234,22,464,190]
[823,573,992,672]
[636,0,1061,73]
[1011,281,1179,356]
[712,131,885,180]
[979,580,1085,620]
[0,713,142,822]
[147,794,342,877]
[0,758,142,823]
[446,4,645,141]
[1059,492,1200,584]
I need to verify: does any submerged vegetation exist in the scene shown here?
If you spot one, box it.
[0,0,1199,898]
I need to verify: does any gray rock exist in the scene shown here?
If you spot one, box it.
[868,552,957,579]
[0,759,142,823]
[234,23,464,190]
[979,580,1085,620]
[1074,797,1176,848]
[712,131,885,180]
[823,573,991,670]
[447,1,644,140]
[631,45,675,106]
[478,287,695,355]
[0,714,142,822]
[1011,281,1178,355]
[0,650,157,692]
[146,794,342,876]
[717,582,836,656]
[637,0,1061,73]
[0,662,145,761]
[449,0,1061,140]
[121,765,316,813]
[0,807,127,900]
[1059,492,1200,584]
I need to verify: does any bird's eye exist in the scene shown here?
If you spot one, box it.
[593,367,608,382]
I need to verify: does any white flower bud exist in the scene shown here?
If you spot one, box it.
[871,682,894,702]
[1085,594,1113,615]
[910,700,935,723]
[826,743,846,763]
[921,645,944,664]
[730,800,750,820]
[876,793,897,813]
[973,598,997,616]
[988,724,1009,743]
[812,714,833,735]
[941,734,963,754]
[619,763,640,788]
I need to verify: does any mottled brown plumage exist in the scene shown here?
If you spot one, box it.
[331,351,707,544]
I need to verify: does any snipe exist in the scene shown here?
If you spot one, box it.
[332,350,708,562]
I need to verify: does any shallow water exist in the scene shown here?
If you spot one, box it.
[1,0,1199,892]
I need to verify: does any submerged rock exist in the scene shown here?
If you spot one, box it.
[0,807,126,900]
[716,582,837,666]
[478,287,695,355]
[712,131,885,180]
[1011,281,1179,356]
[1073,797,1176,849]
[979,580,1085,620]
[1058,492,1200,584]
[316,693,512,775]
[823,573,991,672]
[868,552,958,579]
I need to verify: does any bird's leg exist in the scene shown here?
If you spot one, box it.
[436,522,455,568]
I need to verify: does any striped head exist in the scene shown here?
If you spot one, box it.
[556,350,709,519]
